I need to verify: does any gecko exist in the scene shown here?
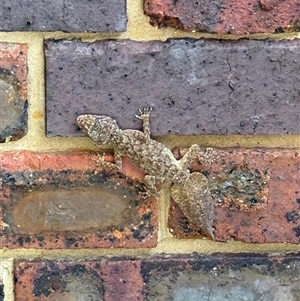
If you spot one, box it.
[77,108,215,239]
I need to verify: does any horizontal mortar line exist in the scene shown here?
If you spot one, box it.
[40,31,300,42]
[0,135,299,153]
[0,241,299,260]
[0,31,299,43]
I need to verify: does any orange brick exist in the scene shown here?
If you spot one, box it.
[144,0,300,34]
[1,151,157,249]
[169,148,300,243]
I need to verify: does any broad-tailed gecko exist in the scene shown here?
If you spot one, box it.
[77,108,215,239]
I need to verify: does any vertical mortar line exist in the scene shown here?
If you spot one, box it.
[157,185,173,242]
[1,259,14,301]
[125,0,167,41]
[125,0,144,36]
[25,34,47,147]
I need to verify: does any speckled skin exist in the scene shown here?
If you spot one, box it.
[77,108,215,239]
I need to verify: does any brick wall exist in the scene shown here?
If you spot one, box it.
[0,0,299,300]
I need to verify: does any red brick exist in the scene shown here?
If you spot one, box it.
[1,151,157,249]
[0,0,126,32]
[101,260,143,301]
[0,43,27,143]
[45,39,300,136]
[141,254,300,300]
[144,0,300,34]
[14,259,143,301]
[169,148,300,243]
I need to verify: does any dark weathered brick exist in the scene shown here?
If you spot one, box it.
[0,43,27,143]
[15,261,105,301]
[45,39,300,137]
[1,151,157,249]
[144,0,300,34]
[14,254,300,300]
[141,254,300,301]
[14,259,143,301]
[0,0,126,32]
[169,148,300,243]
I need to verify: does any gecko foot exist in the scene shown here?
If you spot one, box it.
[135,107,152,120]
[199,147,218,165]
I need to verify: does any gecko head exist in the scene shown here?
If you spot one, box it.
[77,114,121,145]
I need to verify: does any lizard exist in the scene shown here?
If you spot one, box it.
[77,107,215,239]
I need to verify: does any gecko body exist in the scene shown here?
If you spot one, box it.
[77,108,215,239]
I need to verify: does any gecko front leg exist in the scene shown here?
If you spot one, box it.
[135,107,152,139]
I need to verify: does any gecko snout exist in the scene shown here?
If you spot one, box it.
[77,114,96,131]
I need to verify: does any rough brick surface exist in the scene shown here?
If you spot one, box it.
[15,259,143,301]
[1,152,157,249]
[141,254,300,301]
[0,43,27,143]
[0,0,126,32]
[169,148,300,243]
[45,39,300,137]
[144,0,300,34]
[14,254,300,300]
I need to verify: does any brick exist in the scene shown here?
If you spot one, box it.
[144,0,300,34]
[0,0,126,32]
[169,148,300,243]
[0,43,27,143]
[14,254,300,300]
[141,254,300,301]
[14,259,143,301]
[1,151,157,249]
[45,39,300,137]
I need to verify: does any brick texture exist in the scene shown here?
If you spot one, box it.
[15,259,144,301]
[170,148,300,243]
[0,43,27,143]
[141,254,300,301]
[1,152,157,249]
[14,254,300,301]
[144,0,300,34]
[0,0,126,32]
[45,39,300,137]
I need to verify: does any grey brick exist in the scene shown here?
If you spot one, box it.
[0,0,126,32]
[45,39,300,136]
[141,254,300,301]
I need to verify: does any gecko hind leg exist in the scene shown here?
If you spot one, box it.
[179,145,215,170]
[93,151,122,171]
[143,174,159,197]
